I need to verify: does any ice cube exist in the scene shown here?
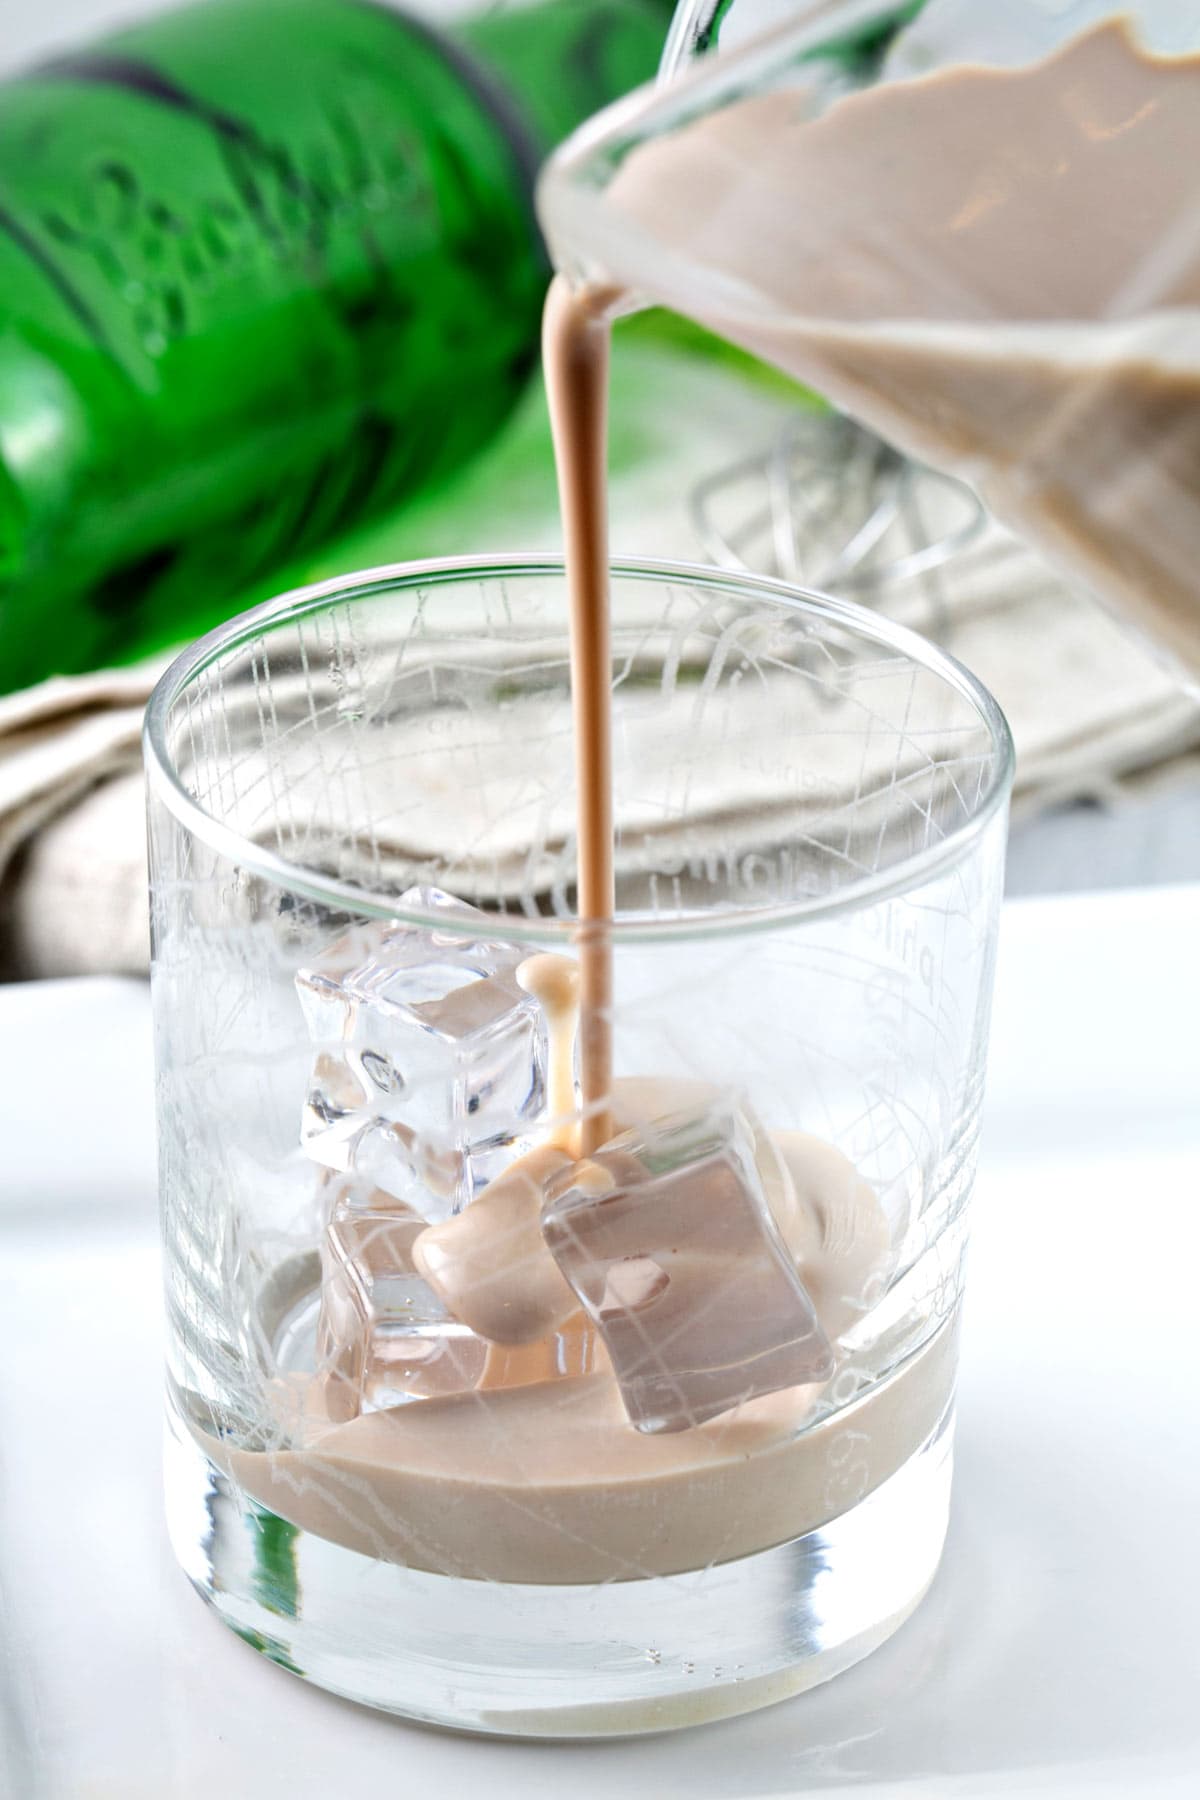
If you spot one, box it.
[541,1095,834,1433]
[318,1201,486,1420]
[296,887,546,1218]
[478,1311,604,1390]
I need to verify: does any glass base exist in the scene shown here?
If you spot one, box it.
[164,1397,953,1737]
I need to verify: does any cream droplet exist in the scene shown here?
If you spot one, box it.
[517,953,581,1144]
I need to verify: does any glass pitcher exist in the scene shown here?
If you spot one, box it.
[537,0,1200,682]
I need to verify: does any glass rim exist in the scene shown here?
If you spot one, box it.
[143,551,1015,946]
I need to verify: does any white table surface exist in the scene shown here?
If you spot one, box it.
[2,884,1199,1799]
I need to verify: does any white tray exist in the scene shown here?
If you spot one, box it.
[2,885,1198,1799]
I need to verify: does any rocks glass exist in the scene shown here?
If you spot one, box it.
[145,555,1012,1734]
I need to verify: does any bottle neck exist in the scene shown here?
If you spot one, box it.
[451,0,671,159]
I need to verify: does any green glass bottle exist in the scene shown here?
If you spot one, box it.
[0,0,668,691]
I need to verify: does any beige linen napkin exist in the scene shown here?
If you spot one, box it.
[0,521,1198,979]
[0,666,166,978]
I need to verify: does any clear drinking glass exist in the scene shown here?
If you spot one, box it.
[145,555,1012,1735]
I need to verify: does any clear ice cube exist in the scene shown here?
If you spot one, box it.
[296,887,546,1218]
[318,1201,486,1420]
[541,1095,834,1433]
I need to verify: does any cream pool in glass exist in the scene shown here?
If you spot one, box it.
[144,555,1013,1735]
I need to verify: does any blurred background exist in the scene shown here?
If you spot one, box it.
[1,0,1199,983]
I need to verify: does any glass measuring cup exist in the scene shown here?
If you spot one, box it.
[537,0,1200,682]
